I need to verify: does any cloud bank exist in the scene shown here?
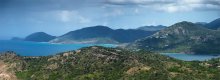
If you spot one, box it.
[105,0,220,13]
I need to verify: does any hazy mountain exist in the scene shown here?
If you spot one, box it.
[195,22,208,27]
[206,18,220,30]
[1,46,220,79]
[50,25,156,44]
[24,32,56,42]
[137,25,166,31]
[128,21,220,54]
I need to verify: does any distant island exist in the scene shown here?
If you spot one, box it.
[12,25,156,44]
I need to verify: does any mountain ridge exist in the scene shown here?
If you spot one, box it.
[50,25,156,44]
[128,21,220,54]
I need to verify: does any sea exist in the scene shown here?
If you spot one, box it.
[0,40,219,61]
[0,40,116,56]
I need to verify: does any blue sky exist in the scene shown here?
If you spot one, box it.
[0,0,220,39]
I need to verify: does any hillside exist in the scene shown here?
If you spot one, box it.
[24,32,56,42]
[0,46,220,80]
[50,25,155,44]
[128,21,220,54]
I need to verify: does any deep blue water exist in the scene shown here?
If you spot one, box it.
[160,53,220,61]
[0,40,116,56]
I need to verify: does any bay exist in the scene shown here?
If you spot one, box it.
[0,40,116,56]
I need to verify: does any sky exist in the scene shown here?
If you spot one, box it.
[0,0,220,39]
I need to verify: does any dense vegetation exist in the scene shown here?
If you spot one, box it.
[1,46,220,80]
[129,21,220,54]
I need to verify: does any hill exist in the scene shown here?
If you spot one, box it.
[128,21,220,54]
[206,18,220,30]
[50,26,155,44]
[0,46,220,80]
[24,32,56,42]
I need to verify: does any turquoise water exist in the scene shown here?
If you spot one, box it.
[0,40,116,56]
[160,53,220,61]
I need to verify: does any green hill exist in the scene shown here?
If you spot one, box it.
[0,46,220,80]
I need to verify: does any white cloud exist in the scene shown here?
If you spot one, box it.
[104,9,124,17]
[78,16,91,23]
[134,8,140,14]
[157,4,194,13]
[59,10,72,22]
[57,10,91,23]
